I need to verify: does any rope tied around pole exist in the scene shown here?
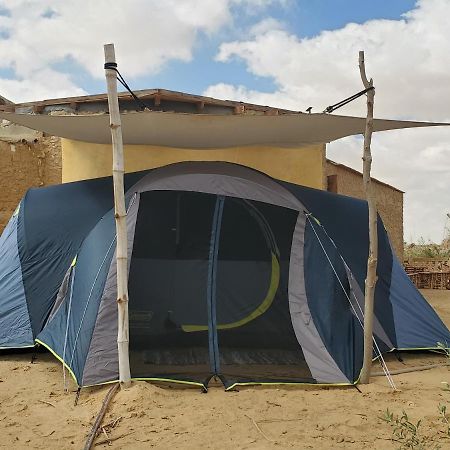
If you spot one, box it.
[104,61,150,111]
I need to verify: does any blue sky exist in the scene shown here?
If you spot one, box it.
[157,0,417,96]
[0,0,448,243]
[38,0,418,96]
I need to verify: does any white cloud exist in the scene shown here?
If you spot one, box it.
[249,18,285,36]
[210,0,450,120]
[0,69,86,102]
[205,0,450,243]
[0,0,280,102]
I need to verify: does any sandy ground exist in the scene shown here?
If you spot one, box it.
[1,289,450,449]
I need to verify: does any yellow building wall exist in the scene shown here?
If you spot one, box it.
[61,139,326,189]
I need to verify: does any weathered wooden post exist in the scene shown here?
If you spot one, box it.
[358,50,378,384]
[103,43,131,386]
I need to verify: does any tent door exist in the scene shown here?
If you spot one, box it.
[128,191,216,385]
[128,190,309,388]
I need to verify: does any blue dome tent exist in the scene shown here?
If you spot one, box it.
[0,162,448,390]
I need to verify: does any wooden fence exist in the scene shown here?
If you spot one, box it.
[404,259,450,290]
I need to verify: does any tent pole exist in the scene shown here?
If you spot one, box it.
[103,43,131,387]
[358,50,378,384]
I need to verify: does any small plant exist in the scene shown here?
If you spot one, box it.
[437,341,450,397]
[438,403,450,437]
[380,409,437,450]
[436,342,450,360]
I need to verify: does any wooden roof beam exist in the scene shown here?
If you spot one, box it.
[234,104,245,114]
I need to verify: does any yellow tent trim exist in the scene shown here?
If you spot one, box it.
[133,377,206,388]
[182,252,280,332]
[225,380,354,391]
[35,338,79,386]
[13,203,20,217]
[70,255,77,267]
[392,346,450,351]
[82,379,119,389]
[312,215,321,226]
[0,344,34,350]
[81,378,205,389]
[36,338,206,389]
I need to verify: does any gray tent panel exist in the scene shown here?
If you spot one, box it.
[82,195,140,386]
[289,214,350,384]
[345,264,394,351]
[128,161,303,211]
[0,208,33,348]
[47,265,74,325]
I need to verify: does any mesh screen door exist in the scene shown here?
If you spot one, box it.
[128,191,214,384]
[215,198,314,387]
[128,190,312,387]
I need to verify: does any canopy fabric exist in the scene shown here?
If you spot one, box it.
[0,111,448,148]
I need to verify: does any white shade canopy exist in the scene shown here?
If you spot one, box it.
[0,110,448,149]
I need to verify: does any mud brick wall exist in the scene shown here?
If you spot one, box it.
[326,161,404,260]
[0,136,62,232]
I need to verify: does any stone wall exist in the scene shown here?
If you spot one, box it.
[0,136,62,232]
[326,160,404,260]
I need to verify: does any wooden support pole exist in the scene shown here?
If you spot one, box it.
[103,43,131,387]
[359,50,378,384]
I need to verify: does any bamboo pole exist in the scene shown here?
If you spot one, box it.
[103,43,131,386]
[358,50,378,384]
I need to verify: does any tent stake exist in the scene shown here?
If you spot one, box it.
[103,43,131,387]
[74,387,81,406]
[358,50,378,384]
